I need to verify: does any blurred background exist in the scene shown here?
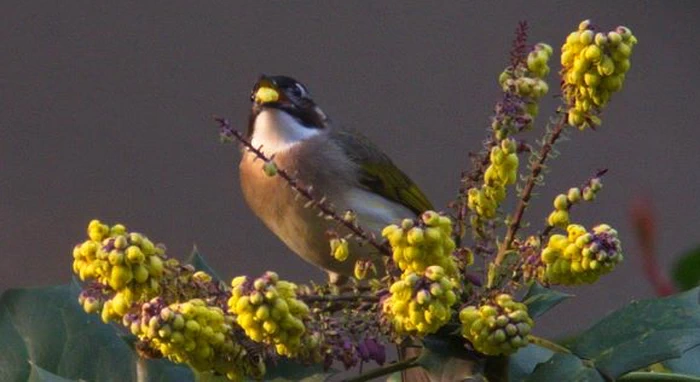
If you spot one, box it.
[2,1,699,338]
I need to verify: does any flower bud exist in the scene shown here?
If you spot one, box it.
[330,238,350,262]
[553,194,569,210]
[567,187,582,203]
[262,161,278,177]
[460,295,533,356]
[547,210,570,227]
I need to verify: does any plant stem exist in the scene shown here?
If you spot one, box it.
[343,356,420,382]
[136,358,148,382]
[300,294,379,304]
[527,335,571,354]
[215,117,391,257]
[496,113,567,265]
[455,148,492,247]
[618,372,700,381]
[536,168,608,243]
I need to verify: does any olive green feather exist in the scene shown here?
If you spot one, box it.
[331,128,433,215]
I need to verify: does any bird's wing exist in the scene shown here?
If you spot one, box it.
[331,128,433,215]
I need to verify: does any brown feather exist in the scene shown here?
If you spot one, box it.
[330,128,433,214]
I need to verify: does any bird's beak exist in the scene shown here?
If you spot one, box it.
[252,75,280,104]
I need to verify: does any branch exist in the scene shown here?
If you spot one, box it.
[136,358,148,382]
[538,168,609,241]
[455,23,534,248]
[215,117,391,257]
[496,113,567,265]
[527,335,571,354]
[455,147,494,246]
[342,356,420,382]
[300,294,379,304]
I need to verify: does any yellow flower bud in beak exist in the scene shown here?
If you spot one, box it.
[255,86,279,103]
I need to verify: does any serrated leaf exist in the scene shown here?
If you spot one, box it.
[0,284,193,381]
[0,293,30,381]
[416,336,477,381]
[508,344,555,381]
[663,344,700,375]
[673,246,700,291]
[186,246,223,281]
[569,287,700,378]
[522,282,572,318]
[28,363,76,382]
[527,353,604,382]
[1,283,342,382]
[141,358,195,382]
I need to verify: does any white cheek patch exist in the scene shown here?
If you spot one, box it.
[251,109,320,156]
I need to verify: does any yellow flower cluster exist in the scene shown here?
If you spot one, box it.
[541,224,623,285]
[547,178,603,228]
[227,272,310,356]
[526,43,554,79]
[498,43,553,125]
[467,139,519,219]
[562,20,637,129]
[382,211,461,278]
[72,220,166,322]
[128,298,265,381]
[459,294,533,356]
[382,266,457,336]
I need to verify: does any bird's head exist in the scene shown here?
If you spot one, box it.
[248,76,329,149]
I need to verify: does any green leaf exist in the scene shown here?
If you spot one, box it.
[522,282,573,318]
[186,245,223,281]
[508,344,554,381]
[0,283,337,382]
[664,345,700,375]
[524,288,700,379]
[527,353,604,382]
[262,358,336,381]
[28,363,76,382]
[0,284,193,381]
[673,246,700,291]
[416,336,477,381]
[533,287,700,379]
[190,369,230,381]
[0,291,30,381]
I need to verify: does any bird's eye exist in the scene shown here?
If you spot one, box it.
[288,83,307,98]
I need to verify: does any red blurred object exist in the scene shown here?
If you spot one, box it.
[630,197,675,296]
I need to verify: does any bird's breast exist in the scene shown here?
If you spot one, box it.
[239,151,341,272]
[238,144,414,277]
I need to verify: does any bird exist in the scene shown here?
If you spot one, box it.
[239,74,433,284]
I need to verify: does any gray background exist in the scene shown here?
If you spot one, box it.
[2,1,699,337]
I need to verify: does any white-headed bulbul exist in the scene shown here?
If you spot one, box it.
[240,75,433,283]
